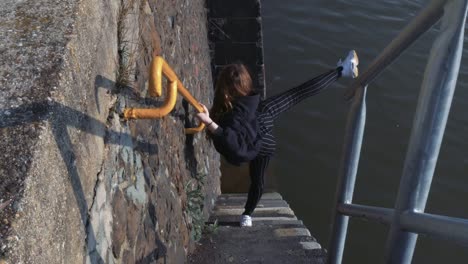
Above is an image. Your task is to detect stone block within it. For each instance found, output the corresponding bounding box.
[111,190,127,258]
[122,250,134,264]
[126,202,140,248]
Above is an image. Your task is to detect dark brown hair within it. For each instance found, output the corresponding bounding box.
[210,64,253,122]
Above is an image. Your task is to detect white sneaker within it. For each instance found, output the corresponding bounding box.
[240,215,252,227]
[337,50,359,78]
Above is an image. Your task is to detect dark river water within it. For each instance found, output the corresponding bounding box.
[260,0,468,263]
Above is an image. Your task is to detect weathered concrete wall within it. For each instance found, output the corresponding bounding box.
[0,0,220,263]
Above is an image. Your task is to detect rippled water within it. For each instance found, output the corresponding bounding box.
[261,0,468,263]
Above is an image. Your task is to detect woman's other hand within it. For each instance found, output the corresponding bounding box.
[195,103,219,132]
[195,104,212,124]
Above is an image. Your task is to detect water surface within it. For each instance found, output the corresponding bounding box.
[261,0,468,263]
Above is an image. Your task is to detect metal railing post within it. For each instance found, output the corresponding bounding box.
[328,85,367,264]
[385,0,468,263]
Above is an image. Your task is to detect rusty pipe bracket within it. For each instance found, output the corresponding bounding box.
[123,56,206,134]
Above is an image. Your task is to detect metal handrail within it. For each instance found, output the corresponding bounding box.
[328,0,468,263]
[123,56,205,134]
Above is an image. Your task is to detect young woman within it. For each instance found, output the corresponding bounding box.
[196,50,359,227]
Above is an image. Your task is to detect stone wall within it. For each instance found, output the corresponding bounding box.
[0,0,220,263]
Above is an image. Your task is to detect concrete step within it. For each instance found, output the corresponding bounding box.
[215,199,290,208]
[190,224,326,264]
[190,193,327,264]
[213,206,296,217]
[207,215,304,227]
[217,192,283,200]
[209,211,298,224]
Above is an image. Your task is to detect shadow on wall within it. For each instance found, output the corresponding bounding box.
[94,75,169,111]
[0,75,171,263]
[95,74,204,179]
[96,74,202,182]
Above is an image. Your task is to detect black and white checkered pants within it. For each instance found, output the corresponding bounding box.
[243,67,342,216]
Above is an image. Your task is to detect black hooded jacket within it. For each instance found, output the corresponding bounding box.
[209,94,262,166]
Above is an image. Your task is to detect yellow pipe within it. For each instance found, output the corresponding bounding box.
[123,56,206,134]
[149,56,164,97]
[124,80,178,119]
[186,123,205,134]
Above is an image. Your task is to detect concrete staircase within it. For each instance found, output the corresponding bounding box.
[189,193,327,264]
